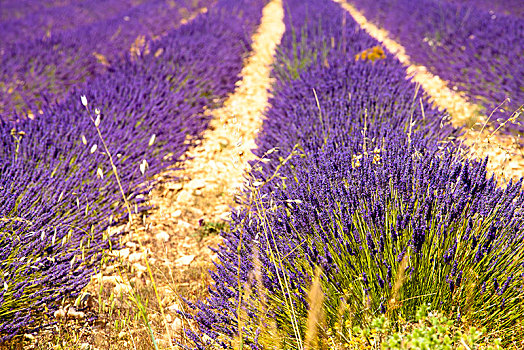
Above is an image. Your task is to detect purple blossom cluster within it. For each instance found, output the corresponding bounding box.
[348,0,524,139]
[186,0,524,348]
[0,0,267,342]
[0,0,214,117]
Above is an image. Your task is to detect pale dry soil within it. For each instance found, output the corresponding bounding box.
[18,1,285,349]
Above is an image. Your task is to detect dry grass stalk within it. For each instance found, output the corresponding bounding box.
[304,267,325,350]
[388,254,408,312]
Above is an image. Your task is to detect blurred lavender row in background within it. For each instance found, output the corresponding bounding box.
[447,0,524,18]
[0,0,214,118]
[1,0,79,21]
[1,0,149,46]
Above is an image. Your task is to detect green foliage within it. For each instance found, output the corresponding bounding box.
[324,304,502,349]
[198,220,228,239]
[273,17,329,81]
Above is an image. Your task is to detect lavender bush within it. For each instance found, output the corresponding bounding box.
[348,0,524,139]
[0,0,267,342]
[0,0,214,118]
[186,0,524,348]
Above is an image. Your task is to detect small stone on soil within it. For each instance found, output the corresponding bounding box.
[128,252,143,263]
[171,317,183,332]
[190,179,206,189]
[155,231,170,242]
[174,255,196,266]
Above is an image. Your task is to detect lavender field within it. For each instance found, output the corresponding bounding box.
[0,0,523,349]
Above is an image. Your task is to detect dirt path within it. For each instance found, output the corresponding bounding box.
[141,0,285,344]
[334,0,524,184]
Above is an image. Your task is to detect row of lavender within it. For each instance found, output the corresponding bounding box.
[1,0,149,46]
[347,0,524,138]
[447,0,524,18]
[0,0,267,342]
[0,0,213,118]
[187,0,524,348]
[0,0,83,21]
